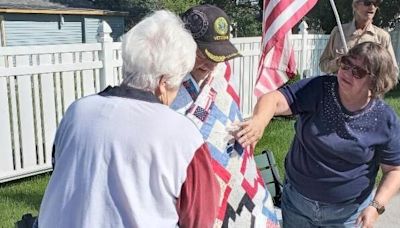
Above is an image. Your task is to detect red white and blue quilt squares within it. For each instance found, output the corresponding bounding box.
[171,62,279,227]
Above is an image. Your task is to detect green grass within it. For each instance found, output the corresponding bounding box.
[254,117,296,176]
[0,85,399,227]
[384,84,400,114]
[0,173,50,227]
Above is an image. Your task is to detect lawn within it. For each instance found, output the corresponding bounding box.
[1,85,399,227]
[0,173,50,227]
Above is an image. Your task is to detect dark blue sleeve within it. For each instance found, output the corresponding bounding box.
[379,110,400,166]
[278,76,326,115]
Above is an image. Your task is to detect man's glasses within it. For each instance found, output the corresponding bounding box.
[358,0,380,7]
[339,56,371,79]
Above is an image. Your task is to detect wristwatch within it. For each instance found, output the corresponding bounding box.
[369,200,385,215]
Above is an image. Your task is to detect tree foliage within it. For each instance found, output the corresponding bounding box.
[374,0,400,29]
[95,0,202,29]
[224,2,262,37]
[90,0,159,29]
[161,0,203,15]
[53,0,261,36]
[52,0,399,36]
[204,1,261,37]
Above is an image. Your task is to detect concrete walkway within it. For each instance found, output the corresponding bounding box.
[375,192,400,227]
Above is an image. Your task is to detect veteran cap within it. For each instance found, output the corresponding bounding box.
[182,4,241,63]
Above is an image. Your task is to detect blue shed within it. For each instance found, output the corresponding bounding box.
[0,0,127,46]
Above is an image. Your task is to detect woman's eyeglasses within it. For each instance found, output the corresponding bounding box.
[357,0,380,7]
[339,56,371,79]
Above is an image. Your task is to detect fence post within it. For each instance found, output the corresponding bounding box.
[97,21,114,90]
[299,21,309,78]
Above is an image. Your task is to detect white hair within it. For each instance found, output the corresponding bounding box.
[121,10,197,91]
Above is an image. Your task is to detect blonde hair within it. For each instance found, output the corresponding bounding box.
[348,42,398,98]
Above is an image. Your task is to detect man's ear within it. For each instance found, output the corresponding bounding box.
[155,75,168,104]
[158,75,167,90]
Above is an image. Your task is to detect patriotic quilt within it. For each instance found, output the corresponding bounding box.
[172,62,279,227]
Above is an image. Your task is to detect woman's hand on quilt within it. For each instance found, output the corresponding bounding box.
[234,117,265,148]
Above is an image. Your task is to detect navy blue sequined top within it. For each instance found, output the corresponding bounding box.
[279,76,400,203]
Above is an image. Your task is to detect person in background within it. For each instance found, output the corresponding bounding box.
[171,4,280,227]
[319,0,398,74]
[38,10,219,228]
[237,42,400,227]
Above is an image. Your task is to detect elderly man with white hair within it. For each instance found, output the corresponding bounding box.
[38,10,220,228]
[319,0,398,74]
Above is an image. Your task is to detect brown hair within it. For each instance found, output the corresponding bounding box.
[348,41,398,98]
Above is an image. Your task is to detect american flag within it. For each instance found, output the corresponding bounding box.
[254,0,317,97]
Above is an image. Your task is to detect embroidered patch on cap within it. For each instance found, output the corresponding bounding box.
[183,9,209,40]
[214,17,228,36]
[182,4,241,63]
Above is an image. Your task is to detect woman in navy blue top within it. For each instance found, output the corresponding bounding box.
[237,41,400,227]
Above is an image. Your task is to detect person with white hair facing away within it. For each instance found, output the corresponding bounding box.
[38,10,220,228]
[319,0,398,74]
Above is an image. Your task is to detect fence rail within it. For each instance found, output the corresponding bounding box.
[0,30,122,183]
[0,21,399,183]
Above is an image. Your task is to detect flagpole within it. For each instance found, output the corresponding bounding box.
[329,0,348,53]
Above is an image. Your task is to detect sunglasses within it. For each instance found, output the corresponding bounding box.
[339,56,371,79]
[357,0,380,7]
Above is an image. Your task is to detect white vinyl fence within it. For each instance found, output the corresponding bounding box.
[0,23,123,183]
[1,21,399,183]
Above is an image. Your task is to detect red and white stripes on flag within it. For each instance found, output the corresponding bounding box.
[254,0,317,97]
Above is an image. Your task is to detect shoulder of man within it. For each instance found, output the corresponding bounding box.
[330,25,339,34]
[372,24,391,39]
[329,23,350,38]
